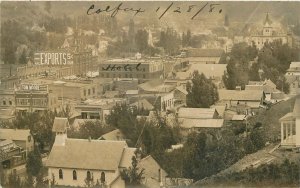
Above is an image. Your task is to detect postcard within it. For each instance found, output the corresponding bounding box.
[0,1,300,188]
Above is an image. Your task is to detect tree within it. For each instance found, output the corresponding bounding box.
[183,132,207,180]
[128,19,135,49]
[135,30,148,53]
[26,147,43,177]
[68,120,114,139]
[186,71,219,108]
[223,42,258,89]
[121,150,145,187]
[157,27,181,55]
[257,41,298,93]
[19,49,27,64]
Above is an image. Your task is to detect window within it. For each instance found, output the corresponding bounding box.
[84,90,86,96]
[28,136,31,142]
[9,101,12,105]
[73,170,77,180]
[3,101,6,105]
[143,74,146,79]
[101,172,105,184]
[88,89,91,95]
[92,88,95,94]
[59,169,63,179]
[87,171,91,180]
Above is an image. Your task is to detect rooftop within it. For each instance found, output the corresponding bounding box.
[186,48,224,57]
[130,99,154,110]
[138,79,176,93]
[178,108,218,119]
[176,64,227,80]
[180,118,224,129]
[46,139,134,170]
[104,58,162,64]
[218,89,263,101]
[99,129,125,141]
[0,129,31,141]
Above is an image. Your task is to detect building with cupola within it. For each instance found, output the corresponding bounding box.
[249,13,293,50]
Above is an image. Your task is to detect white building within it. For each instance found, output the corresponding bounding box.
[249,13,292,50]
[279,97,300,148]
[46,117,136,188]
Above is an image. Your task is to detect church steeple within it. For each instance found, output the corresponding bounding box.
[264,13,273,26]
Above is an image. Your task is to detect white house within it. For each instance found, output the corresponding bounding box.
[46,117,136,188]
[279,97,300,148]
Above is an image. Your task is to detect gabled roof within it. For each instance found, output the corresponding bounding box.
[138,79,175,93]
[279,97,300,121]
[210,105,226,117]
[293,97,300,117]
[130,99,154,111]
[99,129,125,141]
[245,85,264,91]
[180,118,224,128]
[52,117,68,132]
[176,64,227,80]
[0,129,31,141]
[174,86,188,95]
[178,108,218,119]
[186,48,224,57]
[119,147,136,168]
[138,155,168,180]
[218,89,263,101]
[279,112,294,121]
[46,139,130,170]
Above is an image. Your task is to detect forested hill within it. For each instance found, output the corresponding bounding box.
[1,1,300,32]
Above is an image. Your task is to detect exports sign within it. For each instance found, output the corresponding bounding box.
[34,52,73,65]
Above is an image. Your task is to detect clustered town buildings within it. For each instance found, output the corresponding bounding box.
[0,13,300,188]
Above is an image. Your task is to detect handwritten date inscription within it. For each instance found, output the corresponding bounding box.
[102,63,142,72]
[87,2,222,20]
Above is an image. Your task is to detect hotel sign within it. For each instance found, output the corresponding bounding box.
[34,52,73,65]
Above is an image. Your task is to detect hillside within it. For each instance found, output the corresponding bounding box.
[1,1,300,32]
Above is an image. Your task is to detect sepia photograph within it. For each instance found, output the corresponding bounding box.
[0,0,300,187]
